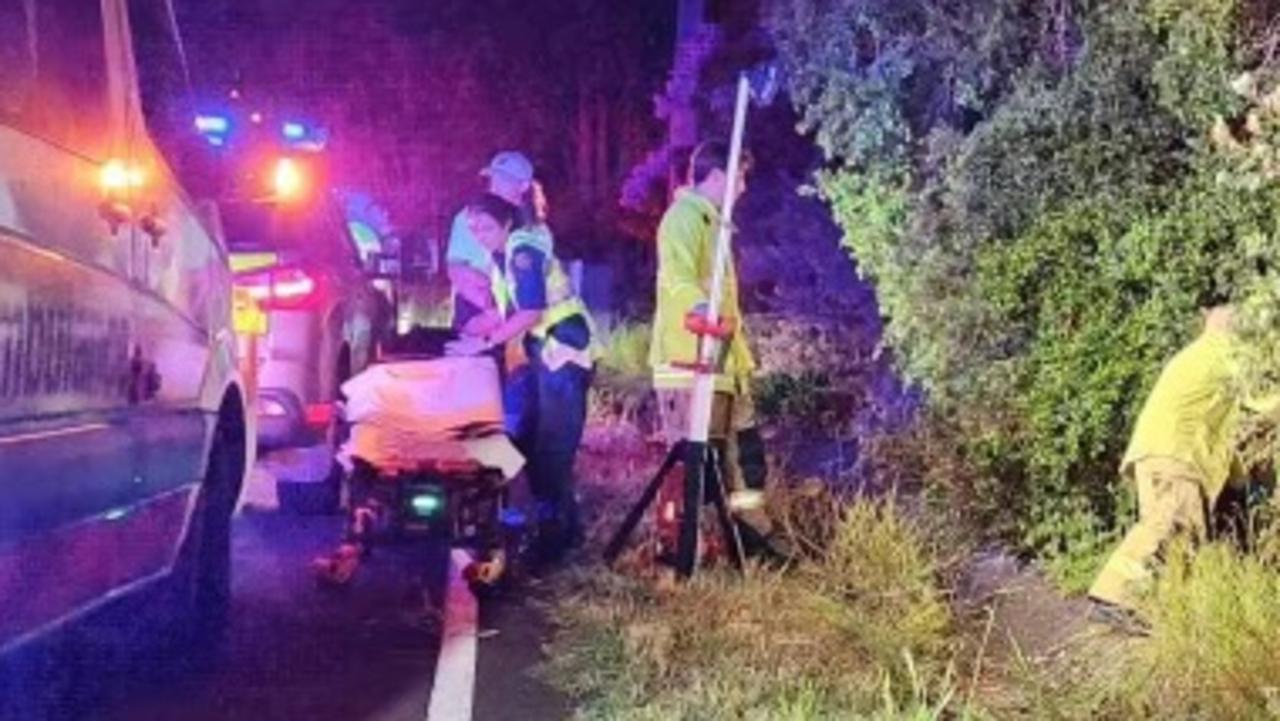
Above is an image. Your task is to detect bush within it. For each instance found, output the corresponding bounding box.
[774,0,1280,581]
[755,370,832,424]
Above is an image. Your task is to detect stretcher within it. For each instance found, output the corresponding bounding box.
[312,334,525,590]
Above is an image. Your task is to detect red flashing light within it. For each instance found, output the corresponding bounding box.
[272,157,306,200]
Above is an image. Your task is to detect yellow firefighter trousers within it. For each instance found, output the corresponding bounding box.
[1088,457,1208,609]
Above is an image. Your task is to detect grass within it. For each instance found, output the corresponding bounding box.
[596,322,651,380]
[588,322,654,427]
[1129,542,1280,719]
[547,478,1280,719]
[542,497,985,720]
[985,538,1280,720]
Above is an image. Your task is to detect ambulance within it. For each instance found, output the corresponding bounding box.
[0,0,249,677]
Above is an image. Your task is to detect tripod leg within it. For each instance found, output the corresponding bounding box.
[603,442,685,565]
[676,441,707,579]
[706,445,745,572]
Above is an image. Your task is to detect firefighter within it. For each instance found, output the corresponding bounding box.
[649,140,777,555]
[1090,293,1280,616]
[448,193,594,565]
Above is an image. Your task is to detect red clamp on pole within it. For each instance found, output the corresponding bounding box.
[684,312,734,340]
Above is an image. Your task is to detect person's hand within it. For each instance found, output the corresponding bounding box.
[462,311,502,338]
[445,336,490,357]
[685,303,734,339]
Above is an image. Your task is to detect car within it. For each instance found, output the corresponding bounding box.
[0,0,249,695]
[221,186,388,511]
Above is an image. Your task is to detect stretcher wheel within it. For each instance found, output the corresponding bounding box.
[311,543,362,587]
[463,550,508,597]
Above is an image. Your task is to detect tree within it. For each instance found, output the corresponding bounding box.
[174,0,673,253]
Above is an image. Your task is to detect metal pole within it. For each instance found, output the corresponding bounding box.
[686,73,751,444]
[673,74,750,578]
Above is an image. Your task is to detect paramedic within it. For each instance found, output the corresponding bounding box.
[448,193,594,565]
[447,151,537,336]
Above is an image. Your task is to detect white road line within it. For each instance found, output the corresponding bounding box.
[427,549,479,721]
[0,423,110,446]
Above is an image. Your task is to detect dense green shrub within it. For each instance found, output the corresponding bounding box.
[771,0,1280,579]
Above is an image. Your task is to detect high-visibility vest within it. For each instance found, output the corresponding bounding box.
[492,225,595,370]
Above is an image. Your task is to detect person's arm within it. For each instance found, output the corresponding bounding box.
[481,309,541,347]
[483,245,549,346]
[449,246,549,355]
[448,264,496,311]
[446,210,497,311]
[460,308,503,338]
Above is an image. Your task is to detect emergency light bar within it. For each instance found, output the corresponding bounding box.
[195,114,230,134]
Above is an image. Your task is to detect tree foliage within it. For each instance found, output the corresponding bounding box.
[771,0,1280,581]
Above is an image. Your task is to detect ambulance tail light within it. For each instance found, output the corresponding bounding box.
[272,157,307,201]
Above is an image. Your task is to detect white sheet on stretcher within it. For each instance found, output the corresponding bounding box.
[337,425,525,479]
[336,356,524,478]
[340,357,504,432]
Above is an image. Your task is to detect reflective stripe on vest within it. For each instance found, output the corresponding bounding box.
[652,363,743,394]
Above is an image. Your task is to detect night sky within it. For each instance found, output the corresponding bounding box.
[170,0,678,242]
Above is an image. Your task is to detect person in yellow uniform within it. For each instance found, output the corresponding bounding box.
[649,140,776,553]
[1090,295,1280,614]
[449,193,594,565]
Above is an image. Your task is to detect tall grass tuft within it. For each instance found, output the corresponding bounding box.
[992,540,1280,720]
[596,322,651,380]
[1129,543,1280,719]
[544,499,977,719]
[589,322,654,427]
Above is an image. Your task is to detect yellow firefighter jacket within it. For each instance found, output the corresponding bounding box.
[1123,328,1280,503]
[649,189,755,393]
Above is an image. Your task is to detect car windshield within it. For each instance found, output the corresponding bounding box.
[219,201,350,261]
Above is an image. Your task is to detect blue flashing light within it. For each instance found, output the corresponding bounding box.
[500,508,528,528]
[282,121,307,141]
[206,135,226,148]
[195,114,230,135]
